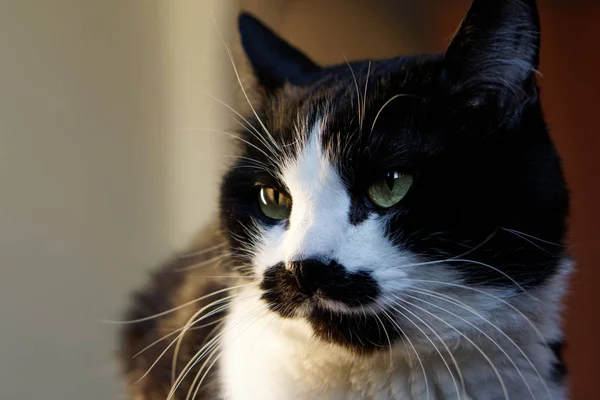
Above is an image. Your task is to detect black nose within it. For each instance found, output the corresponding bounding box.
[289,259,330,296]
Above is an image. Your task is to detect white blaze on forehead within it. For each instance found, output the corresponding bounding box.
[253,119,412,295]
[280,121,350,261]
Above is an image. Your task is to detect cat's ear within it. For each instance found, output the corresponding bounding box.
[444,0,540,104]
[238,12,320,92]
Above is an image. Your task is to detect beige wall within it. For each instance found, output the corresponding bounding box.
[0,1,235,398]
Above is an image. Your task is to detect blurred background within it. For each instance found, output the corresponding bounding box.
[1,0,598,399]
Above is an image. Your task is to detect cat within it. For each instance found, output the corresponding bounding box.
[121,0,571,399]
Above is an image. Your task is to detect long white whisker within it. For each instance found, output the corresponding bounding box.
[227,113,280,156]
[170,304,269,399]
[378,308,431,400]
[344,55,362,131]
[386,295,465,399]
[403,279,547,345]
[404,290,537,400]
[407,287,552,400]
[187,128,274,161]
[501,227,566,248]
[370,93,424,134]
[133,293,249,385]
[439,258,539,301]
[190,306,277,400]
[395,296,509,400]
[173,253,231,272]
[361,61,372,131]
[199,90,277,156]
[210,13,278,154]
[103,282,256,324]
[369,306,394,366]
[170,294,242,385]
[133,296,234,359]
[176,242,227,259]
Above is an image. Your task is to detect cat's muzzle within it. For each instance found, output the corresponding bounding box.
[259,259,380,317]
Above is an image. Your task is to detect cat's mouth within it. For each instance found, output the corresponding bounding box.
[259,261,402,352]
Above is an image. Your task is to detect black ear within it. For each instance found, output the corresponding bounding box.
[444,0,540,104]
[238,12,320,91]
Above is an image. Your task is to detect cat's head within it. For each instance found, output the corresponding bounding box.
[219,0,569,353]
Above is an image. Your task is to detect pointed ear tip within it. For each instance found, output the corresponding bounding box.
[238,12,260,33]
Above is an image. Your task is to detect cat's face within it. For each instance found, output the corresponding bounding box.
[220,0,569,353]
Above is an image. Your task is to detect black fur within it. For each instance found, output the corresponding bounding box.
[548,341,568,383]
[219,0,569,353]
[239,12,320,91]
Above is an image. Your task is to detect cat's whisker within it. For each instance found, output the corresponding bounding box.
[187,127,275,161]
[501,227,567,248]
[361,61,372,131]
[170,298,268,396]
[190,316,228,332]
[385,295,465,400]
[379,230,500,274]
[406,287,552,400]
[176,242,227,259]
[394,296,509,400]
[173,253,232,272]
[188,346,222,400]
[170,294,242,385]
[402,290,539,400]
[368,304,394,366]
[133,295,238,361]
[210,13,279,157]
[227,113,280,158]
[403,278,547,346]
[198,90,278,157]
[133,295,239,385]
[105,282,257,324]
[370,94,413,134]
[441,258,539,300]
[169,304,269,400]
[344,54,363,131]
[132,298,232,360]
[501,228,567,255]
[173,317,228,386]
[378,308,431,400]
[222,155,270,169]
[190,306,278,400]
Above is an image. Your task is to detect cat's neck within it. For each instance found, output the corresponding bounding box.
[219,275,568,400]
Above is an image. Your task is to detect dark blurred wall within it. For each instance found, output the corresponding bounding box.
[241,0,428,63]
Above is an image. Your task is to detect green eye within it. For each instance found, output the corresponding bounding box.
[258,187,292,220]
[367,171,413,208]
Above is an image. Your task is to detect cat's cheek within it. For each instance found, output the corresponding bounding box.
[252,223,287,276]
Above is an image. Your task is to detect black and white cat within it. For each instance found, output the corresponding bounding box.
[122,0,571,399]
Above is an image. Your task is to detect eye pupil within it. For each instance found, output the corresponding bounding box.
[258,187,292,220]
[385,172,397,191]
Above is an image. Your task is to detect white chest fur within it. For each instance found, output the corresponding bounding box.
[218,288,566,400]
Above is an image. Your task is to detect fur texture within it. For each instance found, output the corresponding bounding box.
[122,1,571,399]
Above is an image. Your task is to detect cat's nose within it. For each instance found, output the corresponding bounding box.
[288,259,330,296]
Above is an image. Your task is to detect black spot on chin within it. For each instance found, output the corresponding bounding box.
[308,306,404,354]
